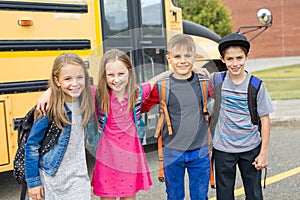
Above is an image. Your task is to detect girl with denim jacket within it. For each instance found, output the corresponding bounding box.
[24,53,95,200]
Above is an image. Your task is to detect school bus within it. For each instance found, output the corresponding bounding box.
[0,0,221,172]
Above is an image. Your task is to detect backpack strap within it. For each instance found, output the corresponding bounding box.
[90,86,105,153]
[39,121,62,156]
[248,75,262,132]
[20,183,27,200]
[133,86,142,130]
[154,79,172,182]
[213,71,226,86]
[154,78,172,138]
[133,86,145,142]
[210,71,226,137]
[207,125,215,188]
[197,74,210,122]
[197,74,215,188]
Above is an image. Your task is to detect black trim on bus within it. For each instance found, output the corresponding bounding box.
[0,80,48,95]
[183,20,221,43]
[0,1,87,13]
[0,40,91,52]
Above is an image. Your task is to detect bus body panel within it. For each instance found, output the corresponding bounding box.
[0,0,99,172]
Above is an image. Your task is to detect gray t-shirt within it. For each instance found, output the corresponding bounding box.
[213,73,274,153]
[38,101,91,200]
[162,72,208,151]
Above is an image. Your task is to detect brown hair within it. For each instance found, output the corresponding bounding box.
[167,34,196,54]
[47,53,94,129]
[220,46,248,58]
[97,49,138,114]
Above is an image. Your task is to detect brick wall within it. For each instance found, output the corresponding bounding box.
[221,0,300,58]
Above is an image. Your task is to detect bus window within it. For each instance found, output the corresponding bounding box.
[103,0,129,37]
[141,0,164,36]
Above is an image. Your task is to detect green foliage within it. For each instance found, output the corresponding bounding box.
[177,0,233,37]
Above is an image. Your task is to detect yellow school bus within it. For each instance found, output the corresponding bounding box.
[0,0,221,172]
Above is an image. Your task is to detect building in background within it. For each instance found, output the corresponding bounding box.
[221,0,300,58]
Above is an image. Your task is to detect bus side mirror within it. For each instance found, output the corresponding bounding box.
[257,8,272,25]
[237,8,272,41]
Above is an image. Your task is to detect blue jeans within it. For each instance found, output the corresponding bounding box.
[163,146,210,200]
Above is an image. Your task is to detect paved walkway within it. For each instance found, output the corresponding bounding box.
[270,99,300,127]
[245,56,300,127]
[245,56,300,72]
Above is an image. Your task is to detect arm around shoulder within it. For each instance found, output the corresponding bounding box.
[147,69,172,89]
[36,88,52,115]
[141,84,160,113]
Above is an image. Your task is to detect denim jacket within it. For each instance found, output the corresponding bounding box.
[25,103,99,188]
[24,104,73,188]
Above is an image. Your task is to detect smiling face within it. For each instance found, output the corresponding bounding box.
[166,34,196,80]
[221,46,248,77]
[54,64,85,103]
[105,60,129,95]
[166,49,196,79]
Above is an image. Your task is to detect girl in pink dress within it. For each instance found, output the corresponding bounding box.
[91,49,169,200]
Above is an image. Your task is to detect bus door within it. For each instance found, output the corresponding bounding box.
[99,0,168,143]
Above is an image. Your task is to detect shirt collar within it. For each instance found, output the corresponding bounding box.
[110,90,128,101]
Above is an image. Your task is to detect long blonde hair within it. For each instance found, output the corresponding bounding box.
[97,49,138,114]
[47,53,94,129]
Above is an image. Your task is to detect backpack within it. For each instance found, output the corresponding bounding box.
[210,71,262,135]
[90,86,145,152]
[13,106,62,200]
[154,74,215,188]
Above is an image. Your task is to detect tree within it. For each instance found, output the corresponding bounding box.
[176,0,233,37]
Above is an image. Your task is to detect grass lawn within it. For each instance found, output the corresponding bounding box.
[252,64,300,100]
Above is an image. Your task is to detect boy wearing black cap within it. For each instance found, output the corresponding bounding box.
[210,33,274,200]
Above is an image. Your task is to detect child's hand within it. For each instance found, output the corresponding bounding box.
[252,153,268,170]
[36,88,51,115]
[192,66,210,77]
[148,69,173,89]
[28,185,44,200]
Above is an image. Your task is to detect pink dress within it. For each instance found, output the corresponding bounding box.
[91,84,152,197]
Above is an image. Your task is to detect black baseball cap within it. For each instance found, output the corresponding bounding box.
[218,33,250,55]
